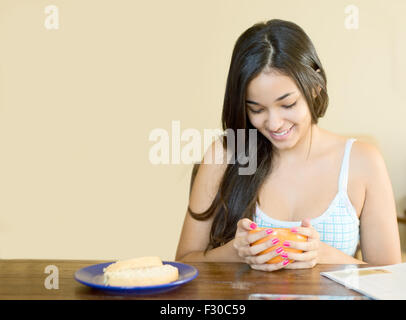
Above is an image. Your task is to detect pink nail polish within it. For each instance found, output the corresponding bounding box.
[283,259,290,266]
[283,241,290,247]
[275,247,283,254]
[250,223,257,230]
[290,227,298,233]
[281,252,289,258]
[266,228,273,234]
[272,238,280,245]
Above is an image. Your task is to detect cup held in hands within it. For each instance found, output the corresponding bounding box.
[249,227,308,264]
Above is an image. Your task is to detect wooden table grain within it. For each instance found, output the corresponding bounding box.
[0,259,370,300]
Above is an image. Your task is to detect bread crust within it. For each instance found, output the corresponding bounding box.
[103,256,162,273]
[105,265,179,286]
[103,256,179,286]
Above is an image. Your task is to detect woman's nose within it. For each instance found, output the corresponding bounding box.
[266,111,284,132]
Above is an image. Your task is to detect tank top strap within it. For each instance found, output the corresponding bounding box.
[338,138,357,193]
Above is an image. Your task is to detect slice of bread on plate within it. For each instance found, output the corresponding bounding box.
[103,256,179,286]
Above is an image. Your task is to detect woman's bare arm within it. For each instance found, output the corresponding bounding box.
[175,139,242,262]
[356,142,402,265]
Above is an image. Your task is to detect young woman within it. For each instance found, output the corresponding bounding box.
[175,19,402,270]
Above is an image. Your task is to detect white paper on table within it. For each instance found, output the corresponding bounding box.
[321,262,406,300]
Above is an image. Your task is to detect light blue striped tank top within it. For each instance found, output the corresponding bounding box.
[254,138,360,256]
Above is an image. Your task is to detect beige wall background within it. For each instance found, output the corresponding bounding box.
[0,0,405,260]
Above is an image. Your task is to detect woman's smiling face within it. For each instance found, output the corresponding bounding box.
[245,70,313,150]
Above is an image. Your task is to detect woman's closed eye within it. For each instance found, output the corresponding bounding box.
[248,101,297,114]
[282,101,297,109]
[248,108,264,114]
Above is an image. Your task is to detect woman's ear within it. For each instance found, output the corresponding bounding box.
[312,69,322,98]
[312,86,322,98]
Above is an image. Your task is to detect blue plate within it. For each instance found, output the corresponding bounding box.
[74,261,198,295]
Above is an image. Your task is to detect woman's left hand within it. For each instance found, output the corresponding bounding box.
[282,218,320,269]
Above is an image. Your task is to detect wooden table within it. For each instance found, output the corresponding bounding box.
[0,259,372,300]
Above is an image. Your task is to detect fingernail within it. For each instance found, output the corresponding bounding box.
[275,247,283,254]
[281,252,289,258]
[283,241,290,247]
[266,228,273,234]
[283,259,290,266]
[272,238,280,245]
[250,223,257,230]
[290,227,298,233]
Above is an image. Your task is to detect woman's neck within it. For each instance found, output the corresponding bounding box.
[273,124,321,167]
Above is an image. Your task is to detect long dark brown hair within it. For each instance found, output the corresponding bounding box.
[189,19,329,254]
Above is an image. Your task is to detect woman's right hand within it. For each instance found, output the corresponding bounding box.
[232,218,290,271]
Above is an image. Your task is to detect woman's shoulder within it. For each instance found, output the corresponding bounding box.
[320,129,381,158]
[326,132,387,183]
[319,129,384,177]
[189,138,228,207]
[201,136,229,166]
[350,138,387,182]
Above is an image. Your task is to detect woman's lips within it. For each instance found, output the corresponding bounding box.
[268,125,294,140]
